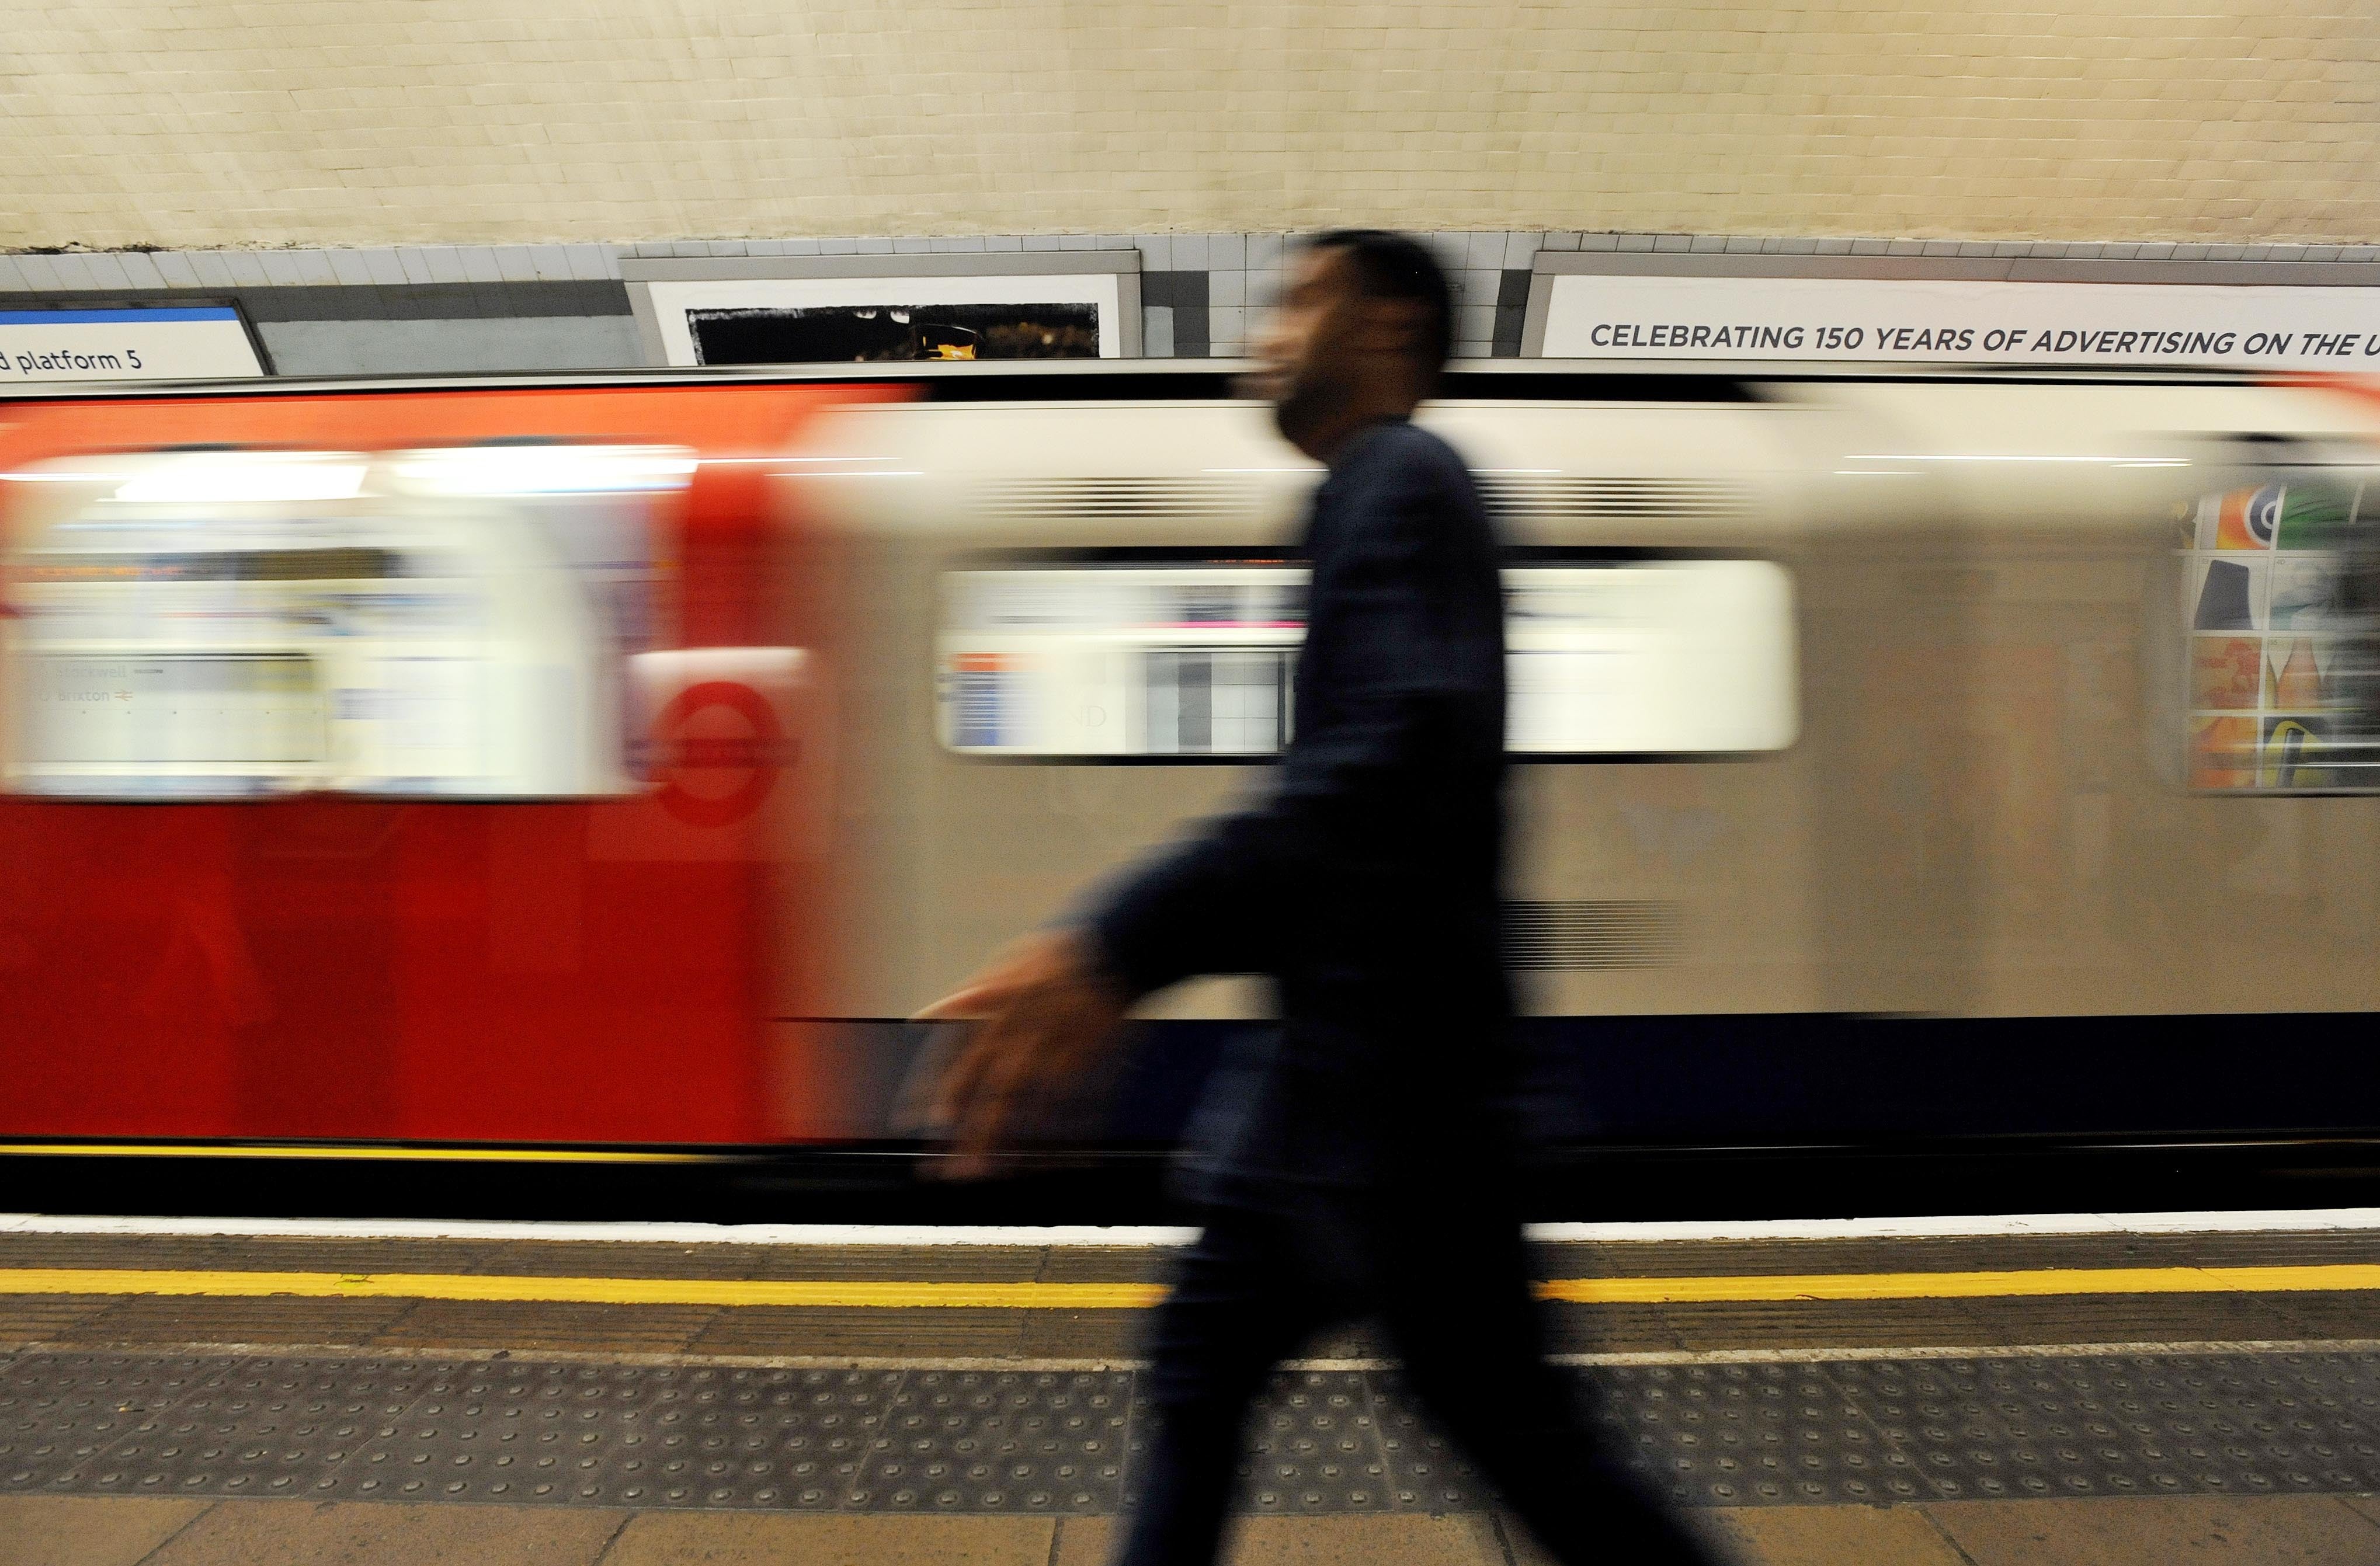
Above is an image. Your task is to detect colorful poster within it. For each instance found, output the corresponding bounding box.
[2191,638,2261,709]
[2261,715,2332,789]
[2214,485,2282,550]
[2265,638,2323,708]
[2176,478,2371,792]
[2191,715,2256,789]
[2191,556,2263,631]
[2278,485,2355,551]
[2268,558,2334,629]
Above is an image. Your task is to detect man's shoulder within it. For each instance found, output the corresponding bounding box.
[1339,419,1478,501]
[1354,417,1465,470]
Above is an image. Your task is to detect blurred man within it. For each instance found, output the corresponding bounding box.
[918,230,1717,1565]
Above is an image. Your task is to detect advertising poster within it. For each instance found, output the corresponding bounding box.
[1540,273,2380,370]
[2177,480,2372,792]
[644,274,1127,364]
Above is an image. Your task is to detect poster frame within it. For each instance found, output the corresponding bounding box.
[621,252,1142,367]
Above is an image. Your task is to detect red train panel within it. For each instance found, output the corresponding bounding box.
[0,384,895,1147]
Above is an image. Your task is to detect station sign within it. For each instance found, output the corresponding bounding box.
[1536,272,2380,371]
[0,305,265,383]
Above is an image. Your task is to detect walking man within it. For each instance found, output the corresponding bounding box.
[918,230,1718,1565]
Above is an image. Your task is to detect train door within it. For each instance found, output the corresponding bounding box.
[0,385,858,1148]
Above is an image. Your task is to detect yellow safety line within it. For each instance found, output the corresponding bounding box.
[0,1144,719,1165]
[0,1269,1167,1311]
[0,1264,2375,1310]
[1533,1264,2380,1304]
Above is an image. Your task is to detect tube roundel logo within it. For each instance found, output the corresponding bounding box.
[651,679,788,828]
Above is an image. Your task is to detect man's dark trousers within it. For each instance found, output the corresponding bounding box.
[1114,1136,1719,1565]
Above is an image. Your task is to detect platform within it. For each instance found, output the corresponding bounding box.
[3,1210,2378,1564]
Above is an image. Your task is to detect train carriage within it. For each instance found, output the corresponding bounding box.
[3,364,2378,1182]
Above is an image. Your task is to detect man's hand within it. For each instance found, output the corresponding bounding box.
[911,928,1131,1179]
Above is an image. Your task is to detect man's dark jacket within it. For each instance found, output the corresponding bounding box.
[1083,416,1512,1198]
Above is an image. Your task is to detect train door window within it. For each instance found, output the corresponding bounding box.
[1504,559,1797,756]
[939,566,1304,757]
[936,554,1797,758]
[2,444,686,798]
[2171,476,2380,792]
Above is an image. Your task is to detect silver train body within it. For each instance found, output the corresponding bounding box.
[784,364,2380,1150]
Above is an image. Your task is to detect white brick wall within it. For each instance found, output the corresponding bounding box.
[5,2,2376,249]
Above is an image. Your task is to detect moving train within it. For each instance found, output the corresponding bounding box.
[4,363,2378,1179]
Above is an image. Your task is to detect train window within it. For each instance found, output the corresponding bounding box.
[2,445,684,799]
[1504,561,1797,754]
[939,566,1304,757]
[2176,478,2380,792]
[936,556,1797,758]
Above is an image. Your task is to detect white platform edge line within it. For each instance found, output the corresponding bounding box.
[2,1209,2378,1247]
[1524,1207,2380,1241]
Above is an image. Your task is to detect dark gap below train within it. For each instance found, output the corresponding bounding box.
[6,1134,2379,1227]
[10,1011,2378,1226]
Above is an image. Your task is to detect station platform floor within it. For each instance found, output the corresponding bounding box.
[2,1207,2378,1565]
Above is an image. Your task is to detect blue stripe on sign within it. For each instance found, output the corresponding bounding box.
[0,308,239,325]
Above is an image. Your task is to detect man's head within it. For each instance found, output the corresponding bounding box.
[1249,229,1453,460]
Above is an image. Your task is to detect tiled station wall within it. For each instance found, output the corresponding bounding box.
[10,3,2374,250]
[13,231,2380,376]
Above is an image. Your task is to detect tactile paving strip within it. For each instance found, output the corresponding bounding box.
[865,1369,1130,1512]
[1607,1353,2380,1508]
[1236,1370,1398,1514]
[3,1348,2376,1511]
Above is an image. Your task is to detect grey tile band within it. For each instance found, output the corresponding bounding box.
[1141,272,1210,356]
[8,232,2380,370]
[4,1348,2374,1513]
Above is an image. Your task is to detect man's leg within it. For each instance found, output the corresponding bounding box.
[1373,1197,1721,1565]
[1114,1199,1329,1566]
